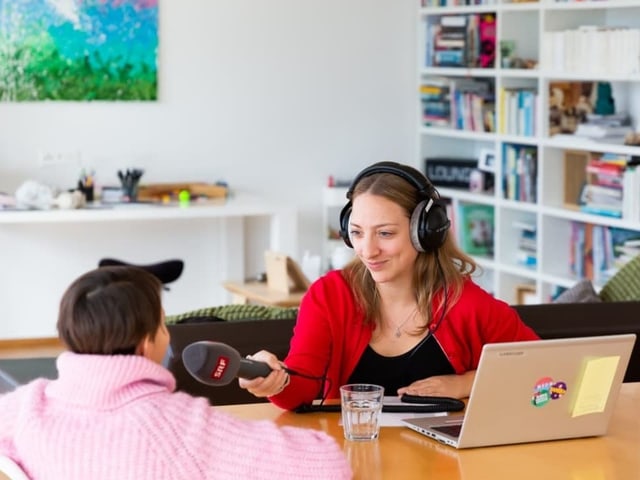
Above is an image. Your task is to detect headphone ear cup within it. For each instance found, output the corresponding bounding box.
[410,199,450,252]
[423,201,450,250]
[410,200,428,253]
[338,202,353,248]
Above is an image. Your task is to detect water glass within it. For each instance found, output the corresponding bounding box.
[340,384,384,441]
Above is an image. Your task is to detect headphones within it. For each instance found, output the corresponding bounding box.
[338,161,450,252]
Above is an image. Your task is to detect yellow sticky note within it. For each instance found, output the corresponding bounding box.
[572,356,620,417]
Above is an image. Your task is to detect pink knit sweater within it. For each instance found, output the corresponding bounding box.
[0,353,352,480]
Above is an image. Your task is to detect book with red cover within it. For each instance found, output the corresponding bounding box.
[478,13,496,68]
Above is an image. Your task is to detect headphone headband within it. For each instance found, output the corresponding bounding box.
[339,161,449,252]
[346,161,434,200]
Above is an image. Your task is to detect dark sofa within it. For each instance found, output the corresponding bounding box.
[167,301,640,406]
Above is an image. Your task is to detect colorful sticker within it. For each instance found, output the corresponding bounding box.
[531,377,567,407]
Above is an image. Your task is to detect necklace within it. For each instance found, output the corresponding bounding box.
[390,308,417,338]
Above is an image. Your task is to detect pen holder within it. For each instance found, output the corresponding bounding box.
[121,181,140,202]
[77,181,94,202]
[118,168,144,203]
[81,185,94,202]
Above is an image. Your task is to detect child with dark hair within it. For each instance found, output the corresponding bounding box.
[0,266,351,480]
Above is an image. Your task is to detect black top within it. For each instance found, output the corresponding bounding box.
[347,335,455,395]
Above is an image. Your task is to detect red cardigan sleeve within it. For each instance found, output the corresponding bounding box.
[268,271,371,411]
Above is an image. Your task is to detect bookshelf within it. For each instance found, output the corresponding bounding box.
[322,186,351,272]
[417,0,640,304]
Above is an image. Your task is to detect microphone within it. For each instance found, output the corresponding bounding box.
[182,341,281,386]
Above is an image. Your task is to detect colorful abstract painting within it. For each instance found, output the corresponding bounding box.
[0,0,158,101]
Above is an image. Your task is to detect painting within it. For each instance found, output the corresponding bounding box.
[0,0,158,101]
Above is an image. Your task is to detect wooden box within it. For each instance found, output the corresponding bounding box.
[563,150,589,209]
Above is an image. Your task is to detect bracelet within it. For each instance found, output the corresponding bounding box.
[277,372,290,393]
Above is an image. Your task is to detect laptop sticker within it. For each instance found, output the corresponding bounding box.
[531,377,567,407]
[572,356,620,417]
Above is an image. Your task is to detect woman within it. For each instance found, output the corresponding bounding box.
[0,266,351,480]
[240,161,539,411]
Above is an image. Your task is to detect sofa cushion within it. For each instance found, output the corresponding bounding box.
[553,279,602,304]
[166,304,298,324]
[599,254,640,302]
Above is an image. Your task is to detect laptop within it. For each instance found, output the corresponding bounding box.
[402,334,636,449]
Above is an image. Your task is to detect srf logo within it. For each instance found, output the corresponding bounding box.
[211,356,230,380]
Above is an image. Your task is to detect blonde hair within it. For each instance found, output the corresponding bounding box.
[342,171,477,330]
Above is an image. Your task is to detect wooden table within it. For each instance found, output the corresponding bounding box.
[220,383,640,480]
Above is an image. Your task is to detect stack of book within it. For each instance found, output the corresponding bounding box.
[421,77,495,132]
[574,113,633,144]
[426,13,496,69]
[513,221,537,268]
[430,15,469,67]
[421,78,452,127]
[579,153,627,218]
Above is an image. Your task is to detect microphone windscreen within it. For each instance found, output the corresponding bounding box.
[182,341,241,386]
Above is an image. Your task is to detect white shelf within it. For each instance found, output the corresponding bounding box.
[417,0,640,304]
[322,187,349,272]
[0,193,291,224]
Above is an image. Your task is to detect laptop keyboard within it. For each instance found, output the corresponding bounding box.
[431,424,462,438]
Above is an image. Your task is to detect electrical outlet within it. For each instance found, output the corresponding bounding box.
[38,150,82,167]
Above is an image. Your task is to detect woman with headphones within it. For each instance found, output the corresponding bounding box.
[240,161,539,411]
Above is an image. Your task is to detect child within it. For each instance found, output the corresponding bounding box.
[0,266,351,480]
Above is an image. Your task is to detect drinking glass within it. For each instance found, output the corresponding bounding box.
[340,384,384,441]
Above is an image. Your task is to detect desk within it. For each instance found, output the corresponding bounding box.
[219,383,640,480]
[222,280,306,307]
[0,194,296,339]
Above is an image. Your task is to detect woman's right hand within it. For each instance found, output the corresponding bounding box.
[238,350,290,398]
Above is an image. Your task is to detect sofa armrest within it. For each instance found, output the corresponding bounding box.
[514,301,640,383]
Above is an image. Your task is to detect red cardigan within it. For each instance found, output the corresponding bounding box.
[269,270,539,411]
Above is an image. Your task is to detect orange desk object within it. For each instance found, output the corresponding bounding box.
[219,383,640,480]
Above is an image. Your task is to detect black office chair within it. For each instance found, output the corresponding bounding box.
[98,258,184,290]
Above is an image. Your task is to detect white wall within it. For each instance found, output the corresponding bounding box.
[0,0,416,337]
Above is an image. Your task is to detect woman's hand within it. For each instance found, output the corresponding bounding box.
[397,371,476,399]
[238,350,290,398]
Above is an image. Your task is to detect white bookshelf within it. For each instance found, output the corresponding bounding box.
[417,0,640,304]
[322,186,350,272]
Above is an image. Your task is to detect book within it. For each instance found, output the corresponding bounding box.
[502,144,537,202]
[575,124,633,139]
[516,250,537,267]
[457,204,494,256]
[477,13,496,68]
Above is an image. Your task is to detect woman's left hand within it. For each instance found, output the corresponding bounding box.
[397,371,476,399]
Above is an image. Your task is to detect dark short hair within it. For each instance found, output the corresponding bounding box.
[57,266,163,355]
